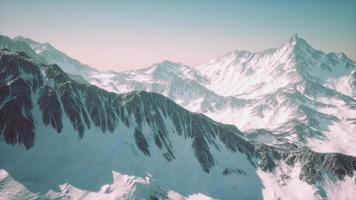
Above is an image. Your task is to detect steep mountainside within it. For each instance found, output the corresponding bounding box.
[1,50,355,199]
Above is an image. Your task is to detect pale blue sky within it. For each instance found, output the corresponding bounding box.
[0,0,355,70]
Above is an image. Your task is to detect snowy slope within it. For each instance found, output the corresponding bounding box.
[88,60,242,113]
[197,35,355,98]
[1,50,355,200]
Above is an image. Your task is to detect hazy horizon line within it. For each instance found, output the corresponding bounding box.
[2,33,355,72]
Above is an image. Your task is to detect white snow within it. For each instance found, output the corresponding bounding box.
[257,163,321,200]
[257,161,356,200]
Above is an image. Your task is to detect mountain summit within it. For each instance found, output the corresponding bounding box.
[288,34,306,46]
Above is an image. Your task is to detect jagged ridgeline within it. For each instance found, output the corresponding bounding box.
[0,49,356,191]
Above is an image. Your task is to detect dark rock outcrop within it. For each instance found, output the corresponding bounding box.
[256,143,356,184]
[0,51,43,148]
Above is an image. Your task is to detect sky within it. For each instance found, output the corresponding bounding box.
[0,0,355,71]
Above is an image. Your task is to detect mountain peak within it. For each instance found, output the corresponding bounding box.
[152,60,187,71]
[13,35,39,46]
[13,35,27,40]
[42,42,54,49]
[13,36,55,52]
[286,34,310,50]
[289,34,299,43]
[156,60,181,66]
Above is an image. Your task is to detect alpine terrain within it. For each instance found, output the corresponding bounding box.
[0,35,356,200]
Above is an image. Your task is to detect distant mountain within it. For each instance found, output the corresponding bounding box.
[198,35,355,98]
[85,35,356,157]
[1,49,356,200]
[88,60,240,112]
[0,35,45,62]
[0,35,97,76]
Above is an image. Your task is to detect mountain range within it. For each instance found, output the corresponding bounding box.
[0,34,355,199]
[4,34,353,156]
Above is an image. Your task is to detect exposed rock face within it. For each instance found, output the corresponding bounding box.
[256,143,356,184]
[37,85,62,133]
[0,51,43,148]
[134,128,150,156]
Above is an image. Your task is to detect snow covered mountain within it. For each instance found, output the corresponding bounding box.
[197,35,355,98]
[88,60,243,114]
[1,49,356,199]
[86,35,356,157]
[196,35,356,156]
